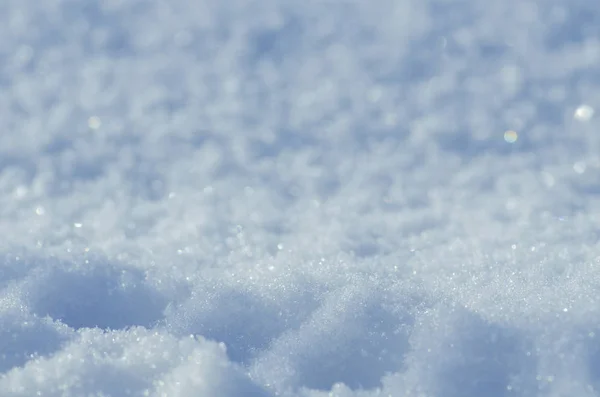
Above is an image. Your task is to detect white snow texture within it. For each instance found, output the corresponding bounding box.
[1,0,600,396]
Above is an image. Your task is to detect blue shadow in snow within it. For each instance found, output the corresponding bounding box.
[25,260,167,331]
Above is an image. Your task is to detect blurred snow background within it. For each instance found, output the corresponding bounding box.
[1,0,600,396]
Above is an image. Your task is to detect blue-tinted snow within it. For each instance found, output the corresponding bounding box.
[1,0,600,396]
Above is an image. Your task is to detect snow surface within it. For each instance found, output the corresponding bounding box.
[1,0,600,396]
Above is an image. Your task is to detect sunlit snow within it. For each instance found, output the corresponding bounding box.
[1,0,600,396]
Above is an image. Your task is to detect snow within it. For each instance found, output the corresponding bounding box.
[1,0,600,395]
